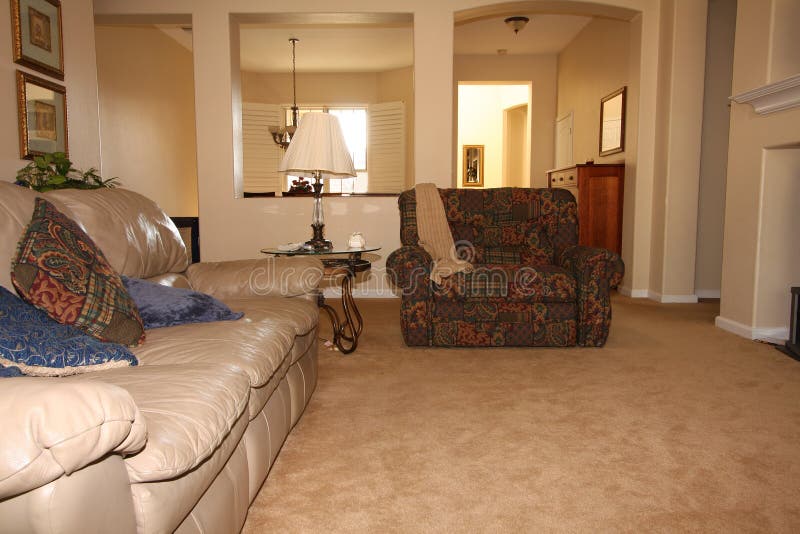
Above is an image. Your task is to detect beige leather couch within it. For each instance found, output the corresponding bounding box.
[0,183,323,533]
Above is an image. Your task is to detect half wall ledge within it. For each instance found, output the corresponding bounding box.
[730,74,800,115]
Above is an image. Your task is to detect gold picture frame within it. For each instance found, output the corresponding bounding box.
[462,145,484,187]
[16,70,68,159]
[11,0,64,80]
[599,86,626,157]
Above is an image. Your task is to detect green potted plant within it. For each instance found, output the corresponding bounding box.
[15,152,119,192]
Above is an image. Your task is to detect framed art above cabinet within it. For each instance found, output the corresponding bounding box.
[599,86,626,156]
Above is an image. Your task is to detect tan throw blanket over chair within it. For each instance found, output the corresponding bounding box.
[414,183,473,284]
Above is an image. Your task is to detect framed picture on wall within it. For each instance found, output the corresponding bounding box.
[462,145,484,187]
[11,0,64,80]
[599,86,626,156]
[16,70,68,158]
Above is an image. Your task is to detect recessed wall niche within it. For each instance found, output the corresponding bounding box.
[230,13,414,197]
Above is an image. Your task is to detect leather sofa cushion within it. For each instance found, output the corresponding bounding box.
[222,296,319,337]
[131,313,295,389]
[46,188,188,279]
[70,363,250,483]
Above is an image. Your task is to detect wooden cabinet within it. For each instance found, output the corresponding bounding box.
[547,163,624,254]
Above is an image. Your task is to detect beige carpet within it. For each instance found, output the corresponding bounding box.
[244,295,800,533]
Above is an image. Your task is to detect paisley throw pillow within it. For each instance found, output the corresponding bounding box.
[11,197,145,346]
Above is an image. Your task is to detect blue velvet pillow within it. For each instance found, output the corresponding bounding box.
[0,364,23,378]
[0,286,137,377]
[121,277,243,330]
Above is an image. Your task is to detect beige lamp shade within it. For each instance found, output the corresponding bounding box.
[278,112,356,178]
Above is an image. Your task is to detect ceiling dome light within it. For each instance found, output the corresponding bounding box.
[504,16,530,35]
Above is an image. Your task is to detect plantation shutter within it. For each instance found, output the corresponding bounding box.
[242,103,282,194]
[367,101,405,193]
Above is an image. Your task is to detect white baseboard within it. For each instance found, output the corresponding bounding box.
[696,289,721,299]
[618,286,649,298]
[715,315,788,343]
[647,290,699,303]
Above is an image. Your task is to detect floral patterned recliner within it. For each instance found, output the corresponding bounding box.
[386,187,624,347]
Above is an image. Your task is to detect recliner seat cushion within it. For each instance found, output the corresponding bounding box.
[436,264,577,303]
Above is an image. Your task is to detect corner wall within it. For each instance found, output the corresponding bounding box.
[694,0,736,299]
[95,25,199,217]
[718,0,800,340]
[556,18,630,166]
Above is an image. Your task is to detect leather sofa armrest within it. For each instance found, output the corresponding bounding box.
[559,245,625,347]
[0,378,146,499]
[386,246,433,295]
[186,257,323,299]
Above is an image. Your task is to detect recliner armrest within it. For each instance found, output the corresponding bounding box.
[186,257,323,299]
[559,245,624,289]
[0,378,146,499]
[386,246,433,294]
[559,245,625,347]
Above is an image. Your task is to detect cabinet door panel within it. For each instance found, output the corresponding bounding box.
[584,176,622,253]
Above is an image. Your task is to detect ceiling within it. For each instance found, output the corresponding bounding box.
[454,14,591,55]
[239,25,414,73]
[157,14,594,73]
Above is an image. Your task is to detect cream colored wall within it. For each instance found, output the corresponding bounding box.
[556,18,630,165]
[718,0,800,337]
[95,25,198,217]
[454,54,556,188]
[768,0,800,82]
[695,0,736,298]
[457,84,528,189]
[0,0,100,180]
[557,15,655,295]
[242,71,378,104]
[754,148,800,331]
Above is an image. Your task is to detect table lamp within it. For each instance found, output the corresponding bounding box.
[278,112,356,251]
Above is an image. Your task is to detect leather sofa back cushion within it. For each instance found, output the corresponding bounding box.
[0,182,37,293]
[47,188,188,279]
[12,198,145,346]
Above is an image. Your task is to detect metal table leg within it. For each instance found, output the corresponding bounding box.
[319,255,369,354]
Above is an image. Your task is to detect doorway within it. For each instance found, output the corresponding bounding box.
[503,104,529,187]
[457,83,531,188]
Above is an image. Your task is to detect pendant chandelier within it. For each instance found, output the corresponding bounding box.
[270,38,300,149]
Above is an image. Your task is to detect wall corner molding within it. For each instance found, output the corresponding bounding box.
[715,315,788,344]
[730,74,800,115]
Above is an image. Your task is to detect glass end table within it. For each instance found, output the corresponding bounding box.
[260,246,380,354]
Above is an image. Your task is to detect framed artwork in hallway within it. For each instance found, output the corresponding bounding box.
[462,145,484,187]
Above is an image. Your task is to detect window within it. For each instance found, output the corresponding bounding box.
[241,101,405,196]
[285,107,368,194]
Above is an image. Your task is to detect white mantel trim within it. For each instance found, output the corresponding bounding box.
[730,74,800,115]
